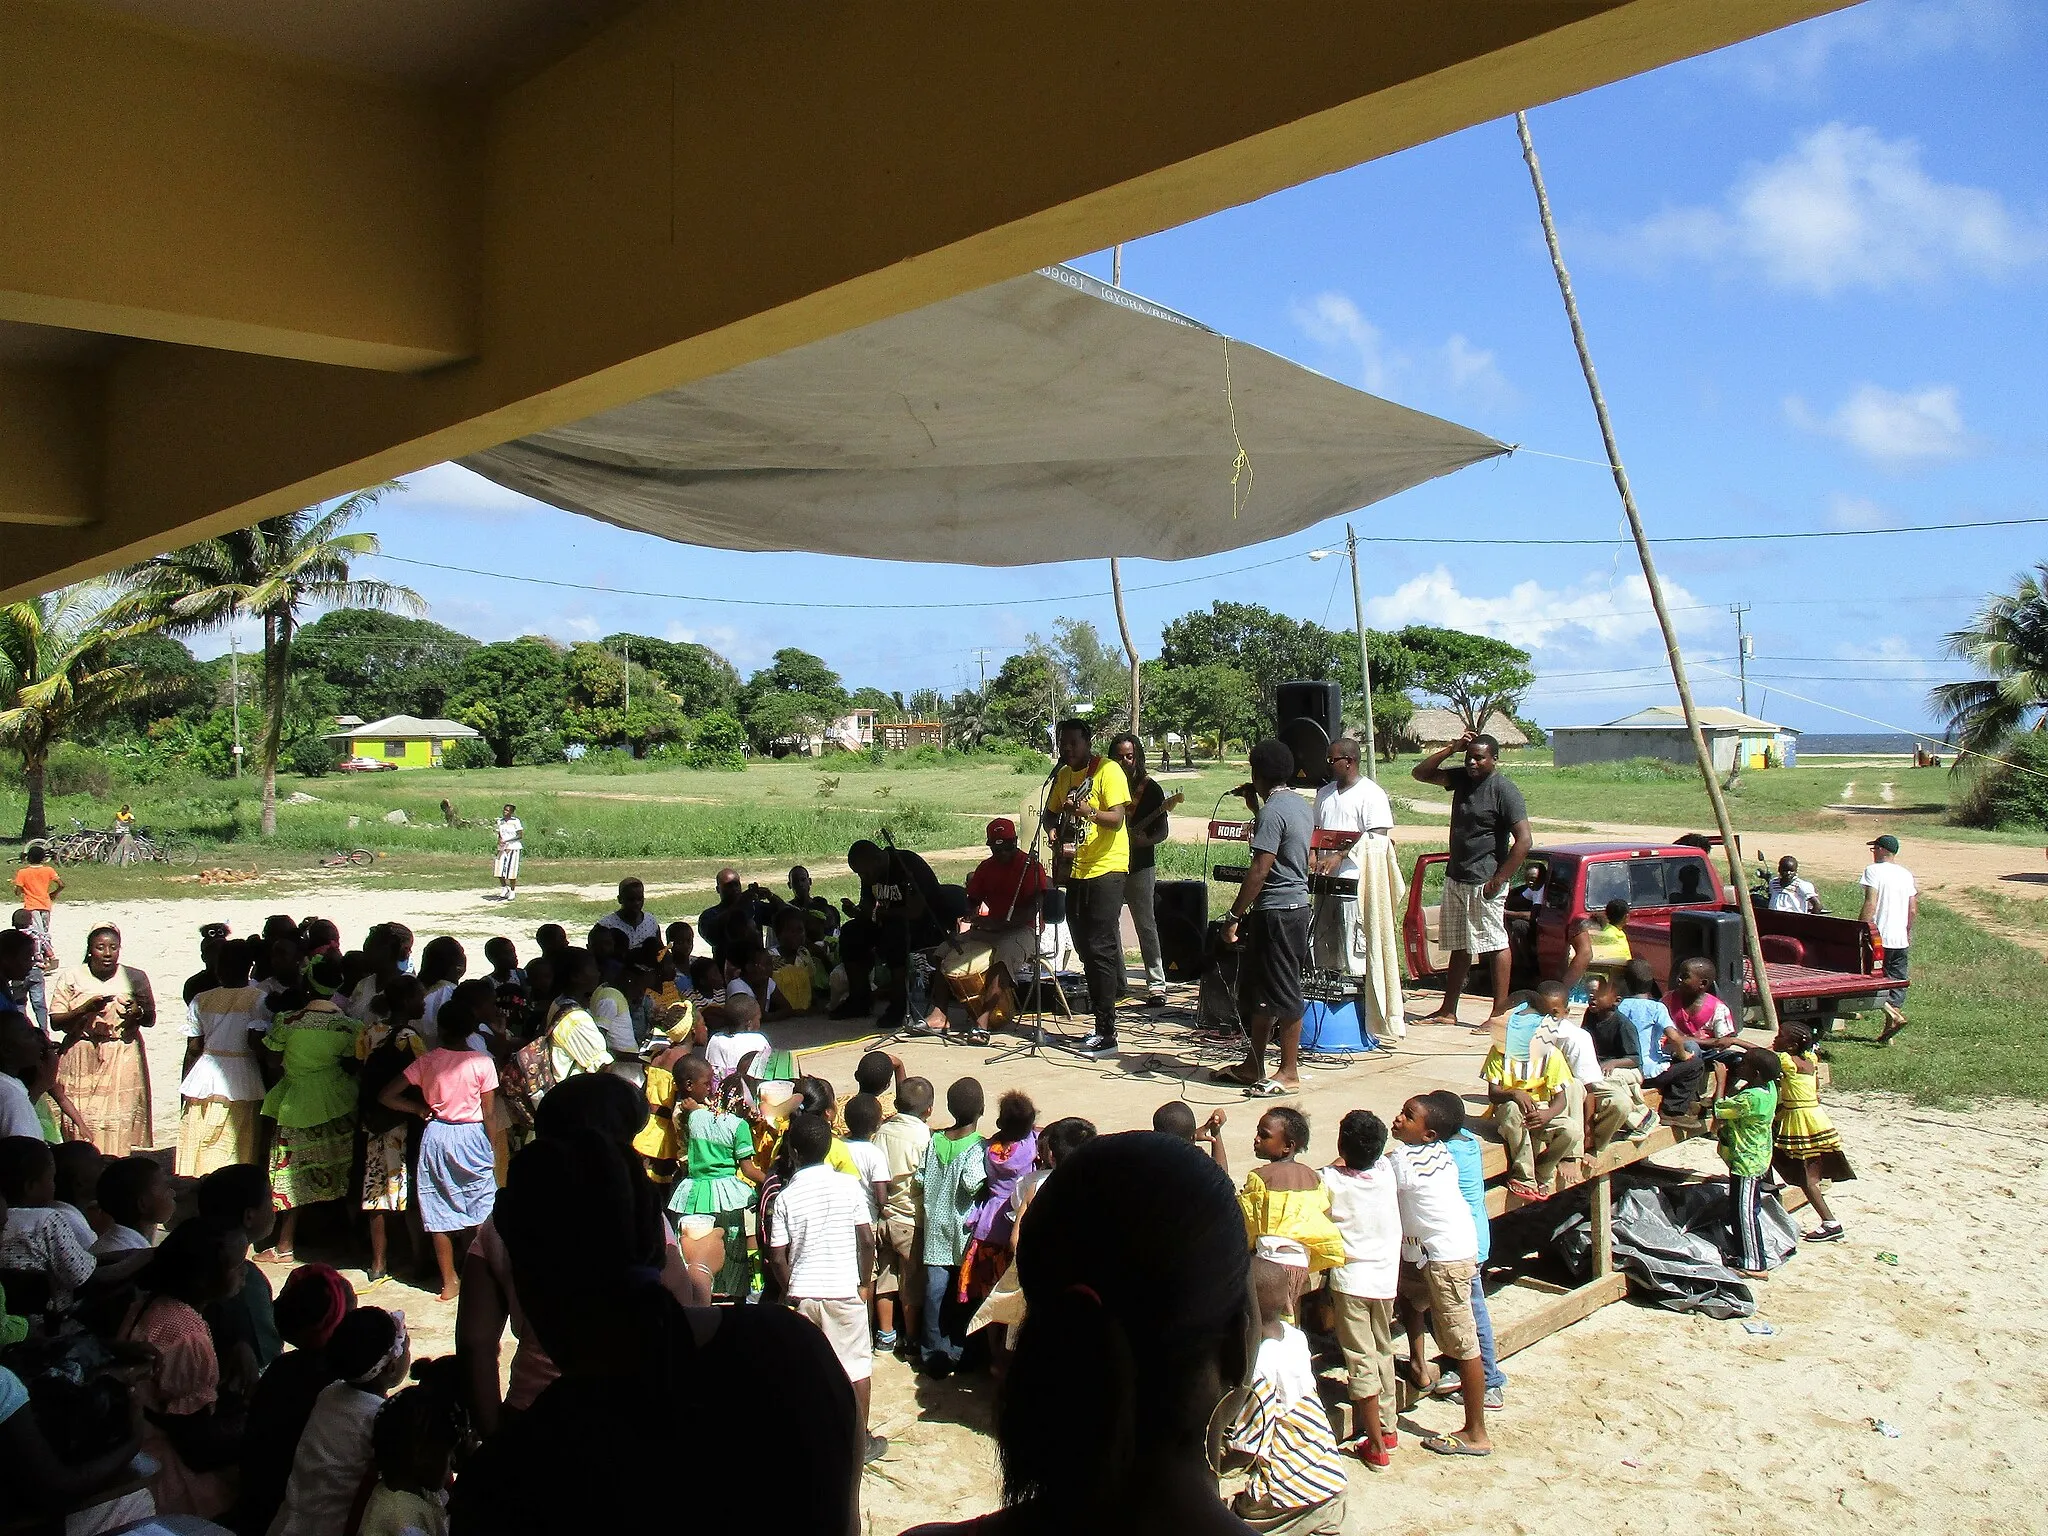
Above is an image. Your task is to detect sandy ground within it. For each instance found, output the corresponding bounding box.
[53,847,2048,1534]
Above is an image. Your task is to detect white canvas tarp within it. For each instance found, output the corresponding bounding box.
[461,265,1505,565]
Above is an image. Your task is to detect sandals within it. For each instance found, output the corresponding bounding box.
[1210,1064,1262,1087]
[1804,1223,1845,1243]
[1506,1179,1544,1202]
[1422,1433,1492,1457]
[1244,1079,1295,1098]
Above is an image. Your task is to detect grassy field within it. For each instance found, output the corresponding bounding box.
[1810,879,2047,1107]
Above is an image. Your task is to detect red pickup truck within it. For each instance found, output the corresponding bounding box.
[1401,840,1897,1027]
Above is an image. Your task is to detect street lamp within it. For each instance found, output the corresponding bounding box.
[1307,522,1378,782]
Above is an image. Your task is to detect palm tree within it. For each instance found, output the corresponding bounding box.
[0,585,160,840]
[1932,562,2048,760]
[115,485,423,835]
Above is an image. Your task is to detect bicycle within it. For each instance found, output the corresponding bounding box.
[125,830,201,866]
[316,848,377,868]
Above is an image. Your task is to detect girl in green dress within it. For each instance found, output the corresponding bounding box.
[665,1055,761,1303]
[258,949,361,1261]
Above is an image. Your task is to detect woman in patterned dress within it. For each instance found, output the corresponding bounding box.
[48,925,156,1156]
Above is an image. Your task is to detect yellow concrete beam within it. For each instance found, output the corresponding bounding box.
[0,2,475,373]
[0,365,99,528]
[1,0,1853,599]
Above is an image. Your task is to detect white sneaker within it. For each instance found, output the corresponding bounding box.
[1077,1032,1119,1057]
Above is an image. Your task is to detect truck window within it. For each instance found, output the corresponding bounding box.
[1663,855,1715,906]
[1544,857,1576,912]
[1585,860,1630,913]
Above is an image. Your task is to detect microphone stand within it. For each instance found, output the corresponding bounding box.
[988,761,1084,1064]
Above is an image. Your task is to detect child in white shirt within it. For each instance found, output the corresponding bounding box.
[1319,1109,1401,1467]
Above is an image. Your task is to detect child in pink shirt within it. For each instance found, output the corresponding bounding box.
[1663,957,1741,1101]
[380,980,505,1300]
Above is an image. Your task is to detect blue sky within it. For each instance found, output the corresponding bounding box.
[257,1,2048,736]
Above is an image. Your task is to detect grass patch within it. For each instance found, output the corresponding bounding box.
[1960,888,2048,936]
[1812,880,2048,1106]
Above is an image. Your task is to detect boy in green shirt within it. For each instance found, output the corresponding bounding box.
[1714,1048,1781,1279]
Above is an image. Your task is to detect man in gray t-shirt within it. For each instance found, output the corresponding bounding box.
[1412,730,1532,1028]
[1217,739,1316,1093]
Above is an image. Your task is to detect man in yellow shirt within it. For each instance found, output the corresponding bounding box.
[1044,718,1132,1057]
[1481,984,1580,1198]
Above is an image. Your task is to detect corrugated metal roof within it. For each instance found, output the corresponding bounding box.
[326,714,480,739]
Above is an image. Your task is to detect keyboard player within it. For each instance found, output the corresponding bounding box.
[1310,738,1396,1013]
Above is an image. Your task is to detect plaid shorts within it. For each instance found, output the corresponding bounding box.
[1439,879,1508,955]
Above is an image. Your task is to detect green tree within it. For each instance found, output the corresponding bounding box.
[1026,618,1127,713]
[0,585,161,839]
[687,708,750,769]
[449,637,569,766]
[907,687,946,719]
[942,688,994,751]
[559,643,687,755]
[1157,601,1346,726]
[291,610,476,722]
[849,686,906,719]
[984,650,1063,749]
[1332,630,1419,762]
[1932,563,2048,759]
[598,634,742,715]
[89,632,212,742]
[1143,659,1257,764]
[113,484,422,835]
[739,648,848,751]
[1397,625,1534,735]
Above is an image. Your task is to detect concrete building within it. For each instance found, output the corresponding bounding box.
[1550,706,1799,773]
[5,3,1842,599]
[326,714,481,770]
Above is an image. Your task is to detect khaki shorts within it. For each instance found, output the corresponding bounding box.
[875,1212,919,1290]
[796,1294,874,1382]
[1330,1291,1398,1402]
[1397,1258,1480,1361]
[940,928,1035,981]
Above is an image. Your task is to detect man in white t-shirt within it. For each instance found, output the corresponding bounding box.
[1311,737,1395,997]
[1766,855,1820,914]
[493,804,522,901]
[770,1113,883,1464]
[1859,834,1917,1042]
[595,878,663,960]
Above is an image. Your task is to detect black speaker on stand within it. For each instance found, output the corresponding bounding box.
[1274,679,1343,788]
[1154,879,1208,980]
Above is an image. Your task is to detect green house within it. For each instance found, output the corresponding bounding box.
[326,714,481,769]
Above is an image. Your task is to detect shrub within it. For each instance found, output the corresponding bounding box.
[1954,731,2048,830]
[28,742,123,799]
[286,735,338,778]
[510,727,565,766]
[686,709,748,771]
[439,738,496,771]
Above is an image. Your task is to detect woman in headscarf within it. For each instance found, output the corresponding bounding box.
[48,924,157,1155]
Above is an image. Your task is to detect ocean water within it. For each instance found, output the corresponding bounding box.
[1799,733,1937,755]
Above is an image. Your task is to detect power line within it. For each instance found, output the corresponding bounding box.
[1355,514,2048,547]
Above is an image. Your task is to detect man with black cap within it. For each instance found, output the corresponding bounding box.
[919,819,1049,1043]
[1859,834,1916,1043]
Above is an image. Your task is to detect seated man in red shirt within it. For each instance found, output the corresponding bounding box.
[914,819,1047,1044]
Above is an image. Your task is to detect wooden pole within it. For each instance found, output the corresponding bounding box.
[1514,111,1778,1035]
[1346,522,1377,781]
[1110,557,1141,736]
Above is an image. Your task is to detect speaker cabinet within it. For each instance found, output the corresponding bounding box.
[1668,907,1745,1021]
[1275,679,1343,788]
[1154,879,1208,980]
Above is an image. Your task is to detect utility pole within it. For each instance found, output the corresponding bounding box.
[1345,523,1378,782]
[1112,243,1123,288]
[1730,603,1752,715]
[229,632,244,778]
[1106,250,1141,738]
[971,648,991,694]
[1517,109,1778,1038]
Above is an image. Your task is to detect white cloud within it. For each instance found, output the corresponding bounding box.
[1824,492,1894,530]
[391,462,545,521]
[559,614,601,639]
[1289,292,1396,394]
[1288,293,1512,404]
[1364,566,1711,653]
[1713,0,2013,96]
[1607,123,2046,295]
[1785,383,1970,466]
[661,620,765,670]
[1829,635,1942,681]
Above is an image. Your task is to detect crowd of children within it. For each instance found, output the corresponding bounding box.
[0,869,1859,1533]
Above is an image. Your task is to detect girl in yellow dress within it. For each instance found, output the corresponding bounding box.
[1772,1021,1854,1243]
[1237,1106,1346,1282]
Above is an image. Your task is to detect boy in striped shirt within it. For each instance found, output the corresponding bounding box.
[1226,1236,1349,1531]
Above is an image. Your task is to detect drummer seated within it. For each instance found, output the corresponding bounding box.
[915,819,1048,1045]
